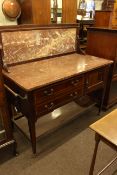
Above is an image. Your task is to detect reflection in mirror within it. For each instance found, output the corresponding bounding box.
[0,109,6,141]
[77,0,95,20]
[51,0,62,23]
[95,0,104,10]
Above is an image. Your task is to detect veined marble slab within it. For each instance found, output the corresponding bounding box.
[1,28,76,65]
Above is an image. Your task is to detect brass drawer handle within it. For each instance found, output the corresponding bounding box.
[71,80,79,86]
[44,102,54,110]
[70,92,78,98]
[44,88,54,96]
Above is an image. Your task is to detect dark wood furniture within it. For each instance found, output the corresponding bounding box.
[102,0,115,11]
[0,25,112,154]
[86,27,117,109]
[94,10,113,27]
[0,65,16,153]
[77,19,94,50]
[89,109,117,175]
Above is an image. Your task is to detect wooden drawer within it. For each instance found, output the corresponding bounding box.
[85,68,105,93]
[35,88,83,118]
[34,75,84,105]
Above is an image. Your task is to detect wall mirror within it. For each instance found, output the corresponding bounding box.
[77,0,96,20]
[51,0,62,23]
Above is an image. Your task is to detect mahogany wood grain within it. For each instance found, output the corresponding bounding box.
[18,0,51,25]
[62,0,77,23]
[94,10,113,27]
[86,27,117,108]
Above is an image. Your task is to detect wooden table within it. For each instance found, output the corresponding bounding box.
[2,53,112,154]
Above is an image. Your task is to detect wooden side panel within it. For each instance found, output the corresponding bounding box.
[86,29,117,60]
[94,11,112,27]
[62,0,77,23]
[32,0,51,25]
[18,0,33,24]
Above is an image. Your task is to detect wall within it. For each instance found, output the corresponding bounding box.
[0,0,17,26]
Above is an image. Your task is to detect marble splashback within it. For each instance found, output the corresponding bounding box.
[1,28,76,65]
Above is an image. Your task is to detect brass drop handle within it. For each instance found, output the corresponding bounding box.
[44,88,54,96]
[71,79,79,86]
[70,92,78,98]
[44,102,54,110]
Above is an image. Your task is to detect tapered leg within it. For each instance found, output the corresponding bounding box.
[98,89,104,115]
[28,118,36,154]
[13,140,19,156]
[89,133,100,175]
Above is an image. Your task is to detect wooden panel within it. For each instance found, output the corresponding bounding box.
[94,11,112,27]
[86,27,117,108]
[62,0,77,23]
[18,0,33,24]
[86,68,105,93]
[18,0,51,25]
[32,0,51,25]
[86,29,117,60]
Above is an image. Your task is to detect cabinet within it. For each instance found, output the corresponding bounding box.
[86,27,117,109]
[0,66,16,153]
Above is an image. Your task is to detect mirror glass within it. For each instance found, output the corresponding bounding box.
[77,0,96,20]
[51,0,62,23]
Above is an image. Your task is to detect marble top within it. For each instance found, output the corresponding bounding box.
[3,53,113,91]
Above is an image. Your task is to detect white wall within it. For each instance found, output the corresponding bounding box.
[0,0,17,26]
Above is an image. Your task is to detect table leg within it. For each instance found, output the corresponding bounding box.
[89,133,100,175]
[28,118,36,154]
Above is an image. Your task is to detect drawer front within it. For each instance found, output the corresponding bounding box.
[34,75,84,105]
[85,68,105,93]
[35,88,84,118]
